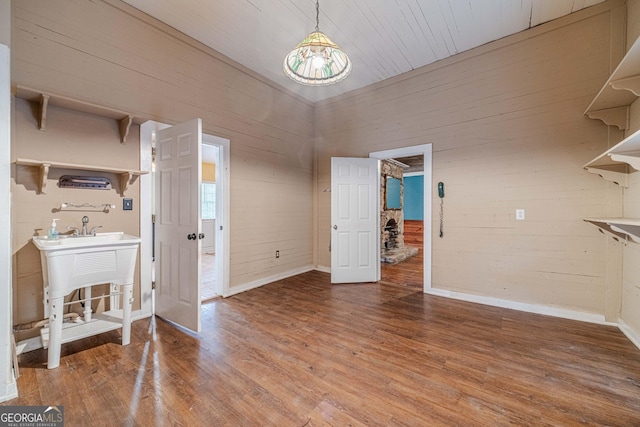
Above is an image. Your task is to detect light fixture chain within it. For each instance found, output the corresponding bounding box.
[315,0,320,32]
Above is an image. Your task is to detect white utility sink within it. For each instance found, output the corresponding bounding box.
[33,231,140,248]
[32,231,141,369]
[33,232,141,299]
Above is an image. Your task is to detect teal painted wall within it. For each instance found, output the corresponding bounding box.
[404,175,423,220]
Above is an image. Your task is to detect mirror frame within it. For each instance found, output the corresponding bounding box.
[385,175,402,210]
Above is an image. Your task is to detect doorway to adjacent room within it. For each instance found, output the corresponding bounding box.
[370,144,432,292]
[200,141,220,301]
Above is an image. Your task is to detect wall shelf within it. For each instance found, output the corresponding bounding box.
[15,85,137,143]
[15,158,148,196]
[584,36,640,130]
[583,127,640,187]
[584,218,640,244]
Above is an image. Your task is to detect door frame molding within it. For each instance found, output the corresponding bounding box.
[202,133,230,297]
[1,43,18,402]
[369,144,433,291]
[140,120,168,318]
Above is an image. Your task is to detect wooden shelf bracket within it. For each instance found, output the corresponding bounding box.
[611,223,640,244]
[585,166,629,187]
[584,218,640,245]
[119,172,140,196]
[585,106,629,130]
[38,94,49,131]
[119,115,133,144]
[609,153,640,172]
[39,163,50,194]
[610,75,640,97]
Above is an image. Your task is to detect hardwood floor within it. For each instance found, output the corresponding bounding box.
[381,247,423,289]
[381,219,423,288]
[5,270,640,426]
[403,220,424,246]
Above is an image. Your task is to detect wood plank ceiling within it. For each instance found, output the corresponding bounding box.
[122,0,606,102]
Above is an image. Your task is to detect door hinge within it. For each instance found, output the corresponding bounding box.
[152,147,156,161]
[152,214,156,224]
[152,281,156,290]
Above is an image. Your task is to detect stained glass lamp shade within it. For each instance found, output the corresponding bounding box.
[283,30,351,86]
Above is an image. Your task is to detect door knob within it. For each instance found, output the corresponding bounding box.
[198,233,205,240]
[187,233,196,240]
[333,225,338,230]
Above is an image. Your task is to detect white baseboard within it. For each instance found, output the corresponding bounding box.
[0,381,17,404]
[425,287,613,326]
[619,319,640,351]
[312,270,615,327]
[225,265,315,297]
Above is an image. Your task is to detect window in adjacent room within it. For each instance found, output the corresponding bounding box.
[202,182,216,219]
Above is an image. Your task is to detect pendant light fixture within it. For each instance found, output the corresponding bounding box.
[283,0,352,86]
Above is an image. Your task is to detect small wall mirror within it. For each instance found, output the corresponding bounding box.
[385,176,401,210]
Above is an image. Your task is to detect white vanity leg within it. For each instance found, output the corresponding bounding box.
[83,285,92,322]
[47,297,63,369]
[121,284,133,346]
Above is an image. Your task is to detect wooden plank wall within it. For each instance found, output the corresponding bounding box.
[622,0,640,342]
[315,0,626,318]
[12,100,142,337]
[10,0,315,330]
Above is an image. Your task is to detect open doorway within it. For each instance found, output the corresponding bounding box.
[370,144,432,292]
[379,156,425,289]
[201,136,226,301]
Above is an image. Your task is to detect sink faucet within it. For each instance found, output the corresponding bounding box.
[76,216,102,236]
[81,216,89,236]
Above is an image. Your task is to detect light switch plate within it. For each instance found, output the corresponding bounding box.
[123,198,133,211]
[516,209,525,220]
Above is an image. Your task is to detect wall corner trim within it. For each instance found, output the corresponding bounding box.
[619,319,640,351]
[315,265,331,274]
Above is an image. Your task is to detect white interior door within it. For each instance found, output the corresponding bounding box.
[154,118,202,332]
[331,157,380,283]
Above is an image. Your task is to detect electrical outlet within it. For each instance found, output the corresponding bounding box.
[123,198,133,211]
[516,209,525,220]
[276,250,280,259]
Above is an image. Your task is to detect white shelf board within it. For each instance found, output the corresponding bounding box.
[15,157,148,195]
[40,310,124,348]
[15,85,139,143]
[15,158,148,176]
[585,35,640,126]
[583,127,640,186]
[584,218,640,244]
